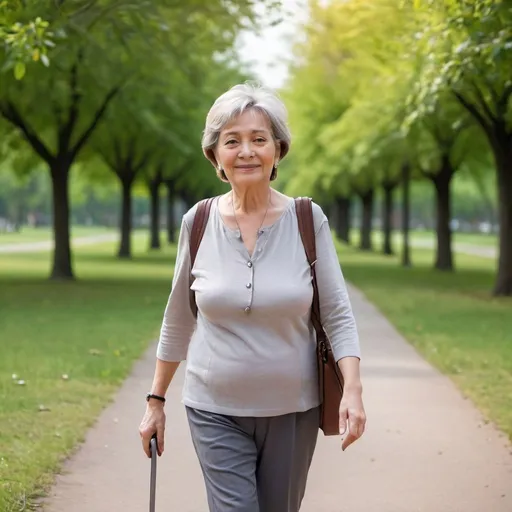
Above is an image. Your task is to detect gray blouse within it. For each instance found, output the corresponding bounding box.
[156,196,361,417]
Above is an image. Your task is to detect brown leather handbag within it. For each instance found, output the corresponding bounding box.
[189,196,344,436]
[294,197,345,436]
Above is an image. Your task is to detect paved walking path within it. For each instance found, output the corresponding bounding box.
[41,285,512,512]
[0,234,118,254]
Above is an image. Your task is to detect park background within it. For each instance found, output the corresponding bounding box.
[0,1,511,510]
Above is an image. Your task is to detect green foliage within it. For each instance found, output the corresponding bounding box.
[283,0,508,218]
[0,0,279,161]
[407,0,512,132]
[283,0,425,198]
[0,1,55,79]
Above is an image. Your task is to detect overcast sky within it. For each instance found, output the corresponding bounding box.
[236,0,310,90]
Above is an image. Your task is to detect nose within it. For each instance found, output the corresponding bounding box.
[238,141,254,158]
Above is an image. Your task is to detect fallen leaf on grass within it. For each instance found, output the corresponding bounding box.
[61,374,69,380]
[38,405,50,412]
[89,349,102,356]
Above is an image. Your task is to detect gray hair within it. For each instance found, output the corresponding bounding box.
[202,83,291,170]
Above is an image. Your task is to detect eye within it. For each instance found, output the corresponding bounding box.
[225,139,238,145]
[255,137,266,143]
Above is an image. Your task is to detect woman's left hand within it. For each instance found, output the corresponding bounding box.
[339,385,366,451]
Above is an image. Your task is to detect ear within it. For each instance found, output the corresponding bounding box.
[274,140,281,163]
[276,139,289,161]
[203,148,219,169]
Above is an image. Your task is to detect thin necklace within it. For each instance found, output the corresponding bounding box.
[231,190,271,241]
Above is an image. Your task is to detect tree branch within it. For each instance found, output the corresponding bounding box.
[452,89,493,140]
[68,0,98,19]
[127,134,137,169]
[497,83,512,117]
[113,136,123,170]
[0,101,55,165]
[469,80,496,123]
[424,115,452,153]
[135,148,152,173]
[419,165,436,180]
[146,163,163,188]
[431,120,444,147]
[98,147,116,171]
[49,74,65,126]
[59,49,85,153]
[70,84,121,160]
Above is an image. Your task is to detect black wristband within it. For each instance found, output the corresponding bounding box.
[146,393,166,404]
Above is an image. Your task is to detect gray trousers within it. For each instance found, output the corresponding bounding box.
[186,406,320,512]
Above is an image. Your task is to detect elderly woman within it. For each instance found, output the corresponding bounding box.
[139,83,366,511]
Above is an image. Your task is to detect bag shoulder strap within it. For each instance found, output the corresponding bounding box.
[189,197,215,316]
[294,197,316,267]
[189,197,215,268]
[294,197,325,339]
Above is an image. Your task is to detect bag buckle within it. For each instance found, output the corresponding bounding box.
[319,339,328,363]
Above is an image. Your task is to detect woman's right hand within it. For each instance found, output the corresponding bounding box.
[139,402,166,458]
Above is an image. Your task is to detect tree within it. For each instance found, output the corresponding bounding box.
[411,0,512,295]
[406,95,478,270]
[0,4,136,276]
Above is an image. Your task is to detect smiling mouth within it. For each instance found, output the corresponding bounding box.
[236,165,260,169]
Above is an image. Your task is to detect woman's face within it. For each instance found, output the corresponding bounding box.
[214,109,280,187]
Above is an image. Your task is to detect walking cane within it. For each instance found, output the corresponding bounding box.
[149,434,158,512]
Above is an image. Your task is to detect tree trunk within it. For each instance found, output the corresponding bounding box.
[382,184,395,255]
[359,190,374,251]
[336,196,351,244]
[118,178,133,259]
[49,163,74,279]
[431,156,455,271]
[328,202,339,235]
[165,180,176,244]
[454,91,512,295]
[149,178,161,250]
[493,151,512,296]
[401,164,411,267]
[180,190,195,212]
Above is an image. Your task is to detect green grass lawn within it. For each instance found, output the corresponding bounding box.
[348,229,498,249]
[337,241,512,440]
[0,234,176,511]
[0,226,116,245]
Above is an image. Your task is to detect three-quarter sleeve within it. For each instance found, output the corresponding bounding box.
[156,217,197,362]
[313,207,361,362]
